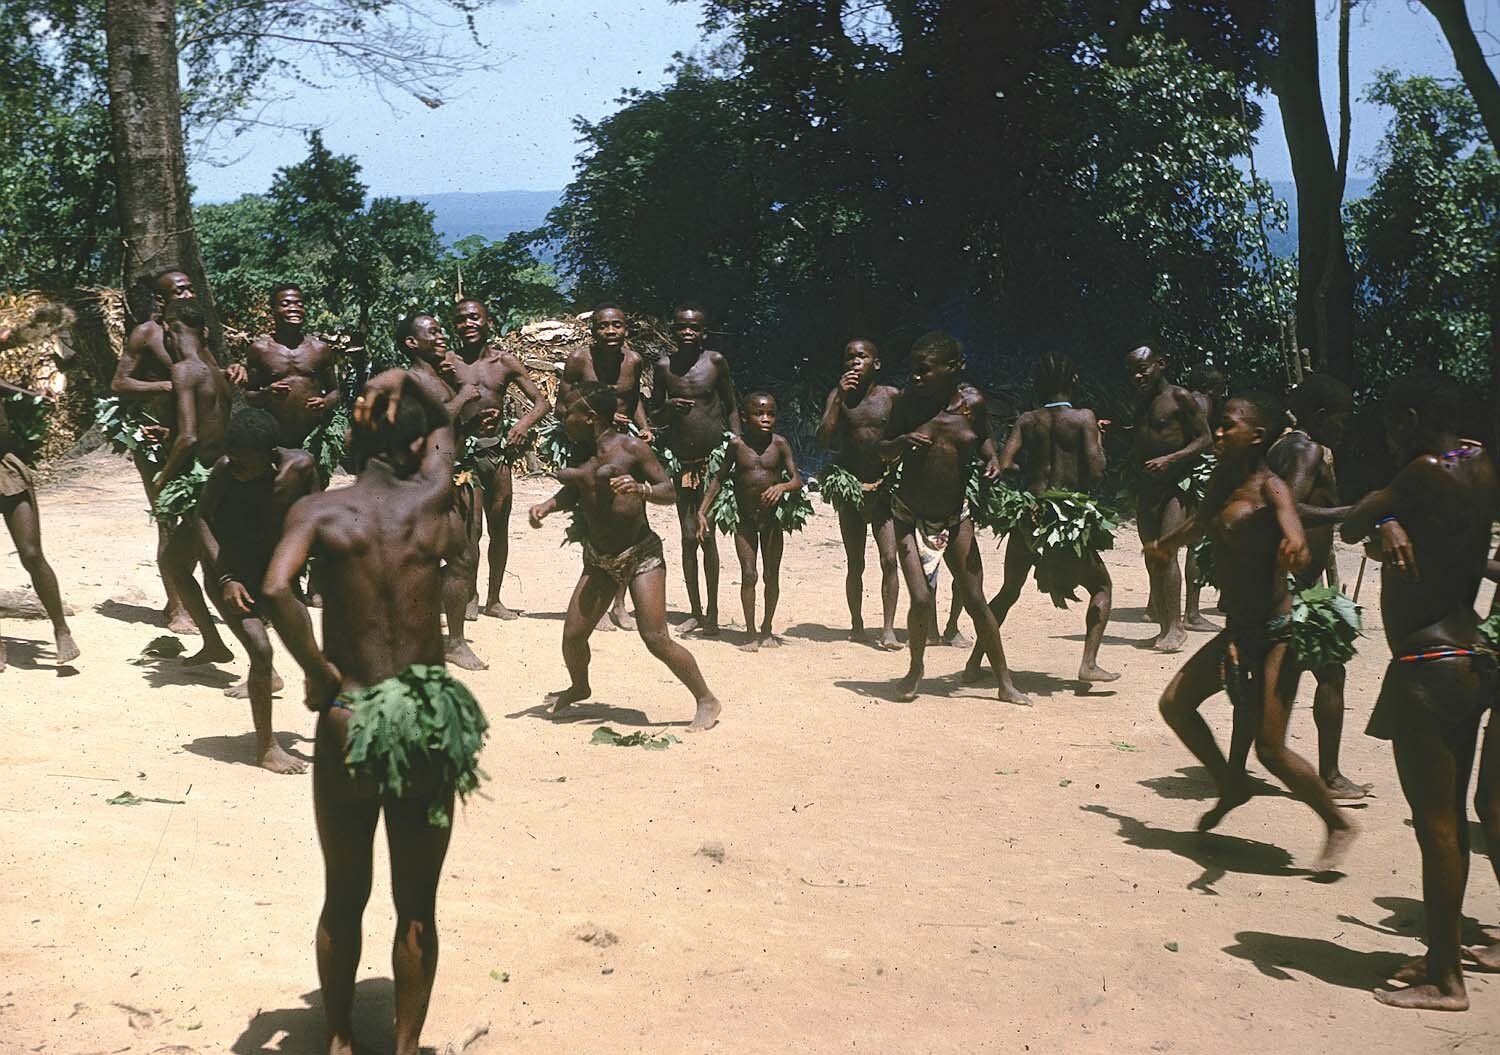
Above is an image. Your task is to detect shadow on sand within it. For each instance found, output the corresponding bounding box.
[139,658,239,691]
[504,699,688,729]
[0,635,79,677]
[1081,803,1309,893]
[94,598,165,627]
[232,978,448,1055]
[1221,931,1408,991]
[1137,765,1287,804]
[182,731,312,769]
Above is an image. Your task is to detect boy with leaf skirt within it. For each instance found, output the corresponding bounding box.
[530,381,722,731]
[961,352,1120,686]
[262,368,489,1055]
[1147,391,1355,873]
[698,391,811,652]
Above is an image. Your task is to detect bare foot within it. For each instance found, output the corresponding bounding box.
[225,670,284,699]
[183,642,235,666]
[258,741,306,775]
[996,679,1032,706]
[481,601,520,620]
[608,603,635,631]
[678,614,704,636]
[167,611,200,636]
[1153,626,1188,653]
[895,666,922,702]
[545,685,591,712]
[849,626,870,644]
[1077,663,1120,683]
[328,1030,356,1055]
[1197,783,1251,832]
[465,597,480,621]
[1324,772,1372,800]
[760,633,783,649]
[941,628,972,648]
[1313,823,1357,876]
[1373,983,1468,1011]
[689,695,722,731]
[701,618,720,637]
[1184,613,1219,632]
[878,628,901,651]
[1464,942,1500,971]
[445,639,488,671]
[960,663,987,686]
[739,637,761,653]
[53,629,80,665]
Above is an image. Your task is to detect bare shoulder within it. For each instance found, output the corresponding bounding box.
[706,348,733,374]
[1260,470,1293,502]
[279,446,316,477]
[493,348,525,372]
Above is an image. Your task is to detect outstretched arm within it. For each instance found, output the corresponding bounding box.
[528,483,578,527]
[1340,458,1434,543]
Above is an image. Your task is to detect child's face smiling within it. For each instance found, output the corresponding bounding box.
[746,397,776,435]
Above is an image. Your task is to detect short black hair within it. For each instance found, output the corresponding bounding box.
[163,297,210,331]
[743,390,776,409]
[591,302,626,318]
[572,379,618,421]
[1383,370,1465,430]
[1288,372,1353,423]
[845,338,878,357]
[1034,352,1077,399]
[911,330,963,365]
[455,297,489,315]
[350,388,430,470]
[153,267,190,288]
[269,282,301,305]
[1227,390,1286,437]
[395,312,436,348]
[672,301,709,321]
[225,407,281,452]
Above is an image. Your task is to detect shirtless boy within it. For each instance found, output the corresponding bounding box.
[529,382,721,730]
[559,304,652,630]
[152,298,236,666]
[0,394,78,671]
[877,332,1026,704]
[262,367,487,1055]
[450,298,551,620]
[196,407,317,773]
[1127,345,1212,652]
[398,313,486,670]
[962,353,1117,684]
[652,304,739,635]
[1148,392,1355,871]
[698,392,805,651]
[243,284,340,451]
[1267,373,1366,798]
[1339,372,1499,1010]
[817,339,902,649]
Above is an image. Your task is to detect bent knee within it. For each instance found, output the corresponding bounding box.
[638,629,673,656]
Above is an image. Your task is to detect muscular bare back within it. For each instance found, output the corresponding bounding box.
[1007,405,1104,495]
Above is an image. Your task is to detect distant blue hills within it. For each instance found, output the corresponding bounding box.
[415,180,1371,260]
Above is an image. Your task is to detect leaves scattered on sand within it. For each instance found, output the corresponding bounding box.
[107,791,184,806]
[590,726,678,750]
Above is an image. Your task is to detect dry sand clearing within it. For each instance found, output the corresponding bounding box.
[2,449,1499,1054]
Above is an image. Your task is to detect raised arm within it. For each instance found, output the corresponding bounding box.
[261,497,338,705]
[356,369,457,506]
[112,325,173,400]
[1339,457,1433,544]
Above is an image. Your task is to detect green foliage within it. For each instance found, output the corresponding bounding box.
[94,396,163,464]
[1030,490,1119,560]
[151,462,210,523]
[1478,613,1500,650]
[106,790,185,806]
[1271,583,1362,670]
[1346,72,1499,389]
[590,725,679,750]
[1189,535,1217,588]
[819,463,869,514]
[1177,454,1216,504]
[339,663,490,828]
[305,408,349,479]
[706,435,739,534]
[4,393,48,456]
[970,475,1038,538]
[775,480,814,532]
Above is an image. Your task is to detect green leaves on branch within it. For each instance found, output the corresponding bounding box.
[1271,583,1362,670]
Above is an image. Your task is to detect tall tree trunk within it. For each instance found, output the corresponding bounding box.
[102,0,218,337]
[1272,0,1355,379]
[1420,0,1500,150]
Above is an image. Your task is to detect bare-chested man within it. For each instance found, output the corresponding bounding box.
[1267,373,1366,799]
[651,304,739,635]
[962,353,1117,684]
[449,298,550,621]
[559,304,652,630]
[0,393,78,671]
[152,298,236,665]
[397,313,487,671]
[817,339,902,649]
[1340,372,1499,1010]
[113,269,244,631]
[1127,345,1212,652]
[243,284,340,451]
[262,367,487,1055]
[877,332,1027,705]
[530,382,721,730]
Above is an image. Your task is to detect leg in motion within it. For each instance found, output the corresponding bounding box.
[631,565,720,730]
[546,569,614,711]
[2,490,78,663]
[947,521,1027,705]
[385,789,455,1055]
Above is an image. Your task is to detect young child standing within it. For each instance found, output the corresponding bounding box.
[698,392,805,652]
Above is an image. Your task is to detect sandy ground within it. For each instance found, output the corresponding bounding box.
[3,447,1500,1055]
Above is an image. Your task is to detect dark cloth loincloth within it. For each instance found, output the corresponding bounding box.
[677,457,710,493]
[468,436,510,491]
[0,451,36,497]
[328,663,489,827]
[1366,648,1496,741]
[583,530,666,588]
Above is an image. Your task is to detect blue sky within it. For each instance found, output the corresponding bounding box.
[188,0,1497,202]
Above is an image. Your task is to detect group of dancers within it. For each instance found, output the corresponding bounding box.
[2,267,1500,1052]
